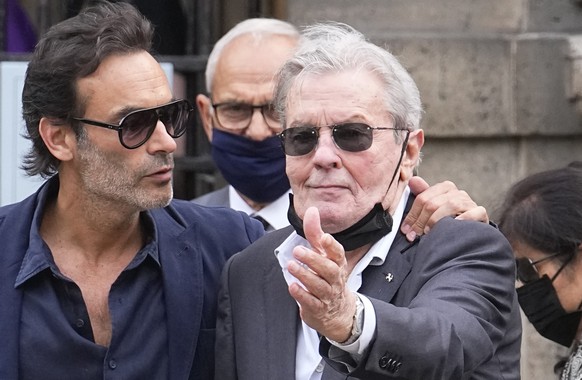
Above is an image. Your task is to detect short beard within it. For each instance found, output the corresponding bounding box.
[76,132,173,211]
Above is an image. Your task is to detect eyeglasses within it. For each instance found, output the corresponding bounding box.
[73,100,194,149]
[278,122,408,156]
[515,252,573,284]
[212,102,280,131]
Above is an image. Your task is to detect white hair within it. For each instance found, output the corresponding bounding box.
[274,22,422,137]
[204,18,300,92]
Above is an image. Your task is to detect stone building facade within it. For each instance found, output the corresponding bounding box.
[285,1,582,379]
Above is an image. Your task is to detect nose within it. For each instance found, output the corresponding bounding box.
[147,120,177,154]
[243,108,276,141]
[311,129,342,169]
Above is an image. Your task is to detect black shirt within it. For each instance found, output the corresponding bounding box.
[15,195,169,380]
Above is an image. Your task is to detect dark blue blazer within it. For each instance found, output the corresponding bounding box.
[0,180,264,380]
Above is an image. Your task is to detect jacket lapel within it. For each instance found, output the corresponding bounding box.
[360,195,416,301]
[0,187,42,379]
[158,216,203,380]
[0,218,29,379]
[359,232,414,302]
[264,256,298,379]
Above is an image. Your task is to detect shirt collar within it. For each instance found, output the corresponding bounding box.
[15,176,161,288]
[14,177,59,288]
[274,187,410,291]
[228,185,291,230]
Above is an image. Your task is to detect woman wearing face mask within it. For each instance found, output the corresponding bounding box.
[498,161,582,379]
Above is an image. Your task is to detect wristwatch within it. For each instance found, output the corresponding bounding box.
[340,294,365,345]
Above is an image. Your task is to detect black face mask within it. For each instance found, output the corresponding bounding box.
[287,194,393,251]
[517,275,582,347]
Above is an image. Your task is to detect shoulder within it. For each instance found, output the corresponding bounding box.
[412,217,514,273]
[241,226,293,255]
[424,217,511,252]
[222,227,293,296]
[158,198,243,224]
[229,226,294,268]
[191,186,229,207]
[152,199,265,243]
[0,202,24,220]
[0,192,38,227]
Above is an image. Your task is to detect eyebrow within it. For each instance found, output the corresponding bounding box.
[287,120,317,129]
[214,99,273,105]
[111,98,178,122]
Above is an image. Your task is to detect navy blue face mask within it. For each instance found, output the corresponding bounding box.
[210,129,290,203]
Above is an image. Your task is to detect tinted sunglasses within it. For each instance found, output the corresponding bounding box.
[515,252,572,284]
[278,122,407,156]
[73,99,194,149]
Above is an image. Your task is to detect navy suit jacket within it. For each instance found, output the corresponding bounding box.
[215,196,522,379]
[0,180,264,380]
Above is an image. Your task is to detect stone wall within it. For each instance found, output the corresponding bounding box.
[286,1,582,379]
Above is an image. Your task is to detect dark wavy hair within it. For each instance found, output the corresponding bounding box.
[21,1,154,178]
[498,162,582,376]
[497,162,582,263]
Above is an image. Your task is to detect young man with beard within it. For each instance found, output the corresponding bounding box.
[0,2,264,379]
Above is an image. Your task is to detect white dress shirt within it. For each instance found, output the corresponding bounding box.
[274,187,410,380]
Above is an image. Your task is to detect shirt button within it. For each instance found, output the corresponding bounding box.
[315,362,325,373]
[109,359,117,369]
[75,319,85,328]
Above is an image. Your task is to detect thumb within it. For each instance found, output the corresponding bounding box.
[303,207,326,254]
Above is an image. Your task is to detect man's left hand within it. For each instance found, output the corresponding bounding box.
[401,176,489,242]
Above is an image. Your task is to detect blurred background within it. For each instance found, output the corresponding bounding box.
[2,1,582,378]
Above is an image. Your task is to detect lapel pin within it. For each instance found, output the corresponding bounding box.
[383,272,394,282]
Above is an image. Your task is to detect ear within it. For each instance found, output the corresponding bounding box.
[400,129,424,182]
[196,94,214,141]
[38,117,76,162]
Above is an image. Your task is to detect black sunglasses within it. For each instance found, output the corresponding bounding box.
[278,122,408,156]
[73,100,194,149]
[515,252,572,284]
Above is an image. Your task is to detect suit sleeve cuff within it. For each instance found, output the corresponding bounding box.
[328,293,376,356]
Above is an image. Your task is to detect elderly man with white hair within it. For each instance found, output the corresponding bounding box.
[215,22,521,380]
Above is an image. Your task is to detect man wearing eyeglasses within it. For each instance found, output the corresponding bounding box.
[194,18,489,237]
[0,3,264,379]
[215,22,521,379]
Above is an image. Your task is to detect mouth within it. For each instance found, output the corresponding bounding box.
[309,183,347,190]
[146,166,173,182]
[307,184,350,199]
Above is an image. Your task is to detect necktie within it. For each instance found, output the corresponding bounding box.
[251,214,271,231]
